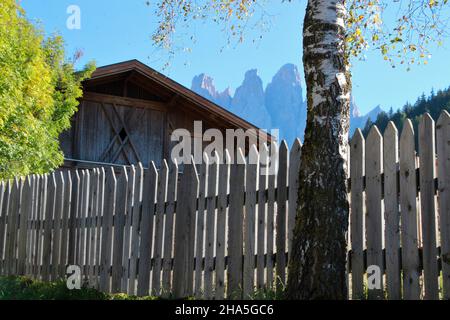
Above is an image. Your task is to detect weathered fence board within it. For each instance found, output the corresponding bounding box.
[243,146,258,298]
[137,163,157,296]
[128,164,142,294]
[204,152,219,299]
[121,166,134,292]
[400,120,421,300]
[227,149,246,299]
[111,167,128,293]
[173,158,198,298]
[437,111,450,299]
[162,161,178,296]
[365,127,384,299]
[266,142,278,290]
[194,160,207,298]
[257,145,269,290]
[99,168,116,293]
[419,114,439,300]
[152,160,168,295]
[350,129,365,299]
[288,139,302,256]
[276,141,288,289]
[215,150,230,300]
[383,122,401,300]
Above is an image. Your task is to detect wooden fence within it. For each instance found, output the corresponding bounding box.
[0,111,449,300]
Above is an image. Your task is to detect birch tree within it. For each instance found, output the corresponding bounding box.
[150,0,449,299]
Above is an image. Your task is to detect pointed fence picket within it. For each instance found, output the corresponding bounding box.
[0,112,448,300]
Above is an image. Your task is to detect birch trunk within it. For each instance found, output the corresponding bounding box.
[286,0,350,299]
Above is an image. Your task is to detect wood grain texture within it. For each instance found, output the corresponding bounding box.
[227,149,246,299]
[152,160,168,295]
[383,122,401,300]
[204,152,219,299]
[365,126,384,300]
[350,129,365,299]
[243,145,258,298]
[437,111,450,299]
[400,120,421,300]
[111,167,128,293]
[194,159,208,298]
[173,158,199,298]
[288,139,302,256]
[137,162,158,296]
[276,141,288,289]
[215,150,230,299]
[418,114,439,300]
[99,168,117,293]
[257,144,269,290]
[162,160,179,296]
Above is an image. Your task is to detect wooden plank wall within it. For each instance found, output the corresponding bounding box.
[1,112,449,300]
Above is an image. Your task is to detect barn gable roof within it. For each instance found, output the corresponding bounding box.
[84,59,272,142]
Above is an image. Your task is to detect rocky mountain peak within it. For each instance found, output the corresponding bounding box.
[190,64,380,143]
[272,63,301,85]
[191,73,232,108]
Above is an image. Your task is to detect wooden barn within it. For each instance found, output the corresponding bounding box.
[60,60,270,169]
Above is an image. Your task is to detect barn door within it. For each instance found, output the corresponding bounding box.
[76,100,165,167]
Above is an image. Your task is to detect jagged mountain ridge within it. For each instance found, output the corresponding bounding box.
[191,65,381,143]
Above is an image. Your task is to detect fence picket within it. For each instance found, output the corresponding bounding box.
[5,179,20,275]
[266,141,278,290]
[68,171,80,266]
[129,163,143,295]
[350,129,365,299]
[88,169,99,287]
[383,122,401,300]
[194,159,208,298]
[42,174,56,282]
[137,162,158,296]
[244,145,258,298]
[99,168,117,293]
[276,141,288,289]
[400,120,421,300]
[79,170,89,273]
[121,165,135,292]
[215,150,230,300]
[151,160,168,295]
[0,181,8,275]
[59,171,72,278]
[25,176,37,276]
[50,172,64,281]
[17,177,31,275]
[257,144,269,290]
[437,110,450,299]
[365,126,384,299]
[204,152,219,299]
[227,149,246,299]
[162,160,178,296]
[288,139,302,256]
[94,169,104,288]
[419,114,439,300]
[111,167,128,293]
[173,158,199,298]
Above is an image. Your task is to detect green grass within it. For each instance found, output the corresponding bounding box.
[0,276,159,300]
[0,276,283,300]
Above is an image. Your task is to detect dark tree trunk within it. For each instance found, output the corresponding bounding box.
[286,0,351,299]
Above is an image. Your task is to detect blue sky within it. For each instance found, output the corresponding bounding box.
[21,0,450,115]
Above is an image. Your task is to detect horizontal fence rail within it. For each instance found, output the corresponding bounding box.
[0,111,449,300]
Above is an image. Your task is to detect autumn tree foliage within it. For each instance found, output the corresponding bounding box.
[0,0,95,179]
